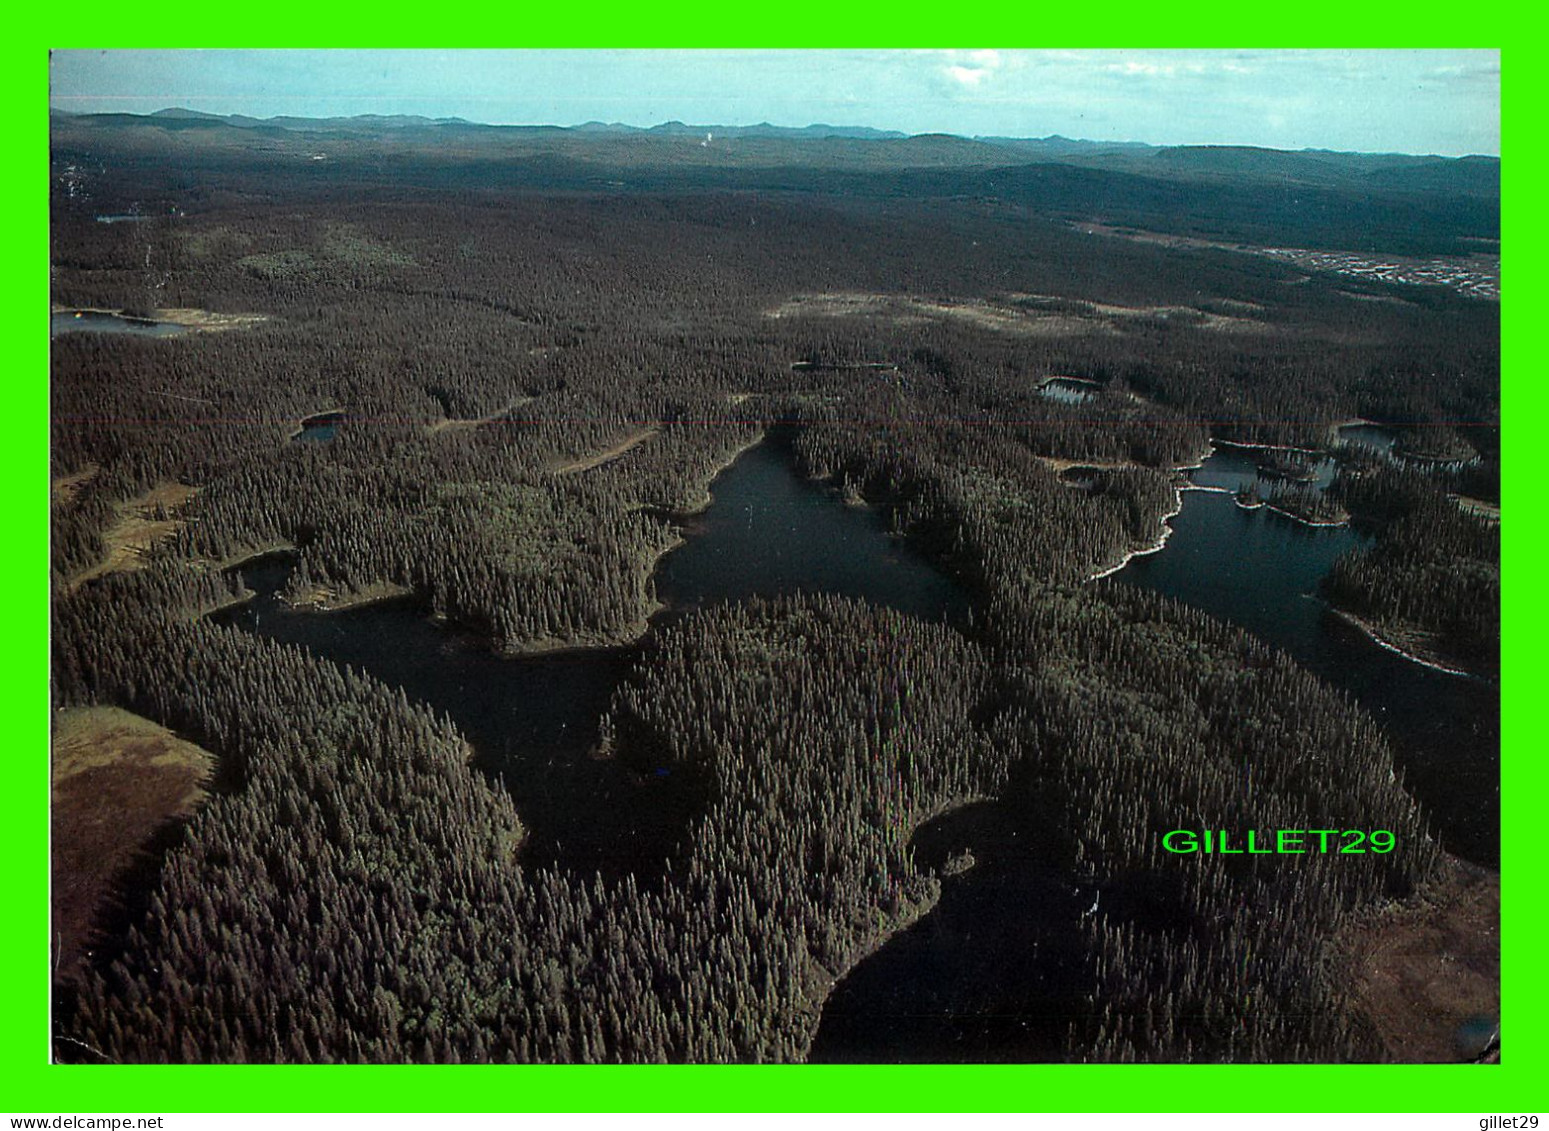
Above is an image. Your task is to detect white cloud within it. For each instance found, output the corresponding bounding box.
[939,49,1005,88]
[946,65,992,88]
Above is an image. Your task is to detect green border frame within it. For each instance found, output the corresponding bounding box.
[10,21,1534,1113]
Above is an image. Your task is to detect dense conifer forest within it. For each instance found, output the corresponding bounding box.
[1326,459,1500,675]
[49,111,1498,1063]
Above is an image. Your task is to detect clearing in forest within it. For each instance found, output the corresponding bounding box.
[51,463,100,507]
[427,396,536,435]
[1337,859,1500,1062]
[766,291,1264,335]
[68,482,199,591]
[551,426,662,475]
[51,706,215,983]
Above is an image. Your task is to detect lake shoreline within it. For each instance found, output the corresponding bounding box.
[1262,501,1351,528]
[1325,606,1477,679]
[1088,488,1185,581]
[798,793,993,1059]
[52,304,268,334]
[1083,446,1215,581]
[1229,493,1350,527]
[286,580,415,613]
[288,409,348,442]
[232,430,771,661]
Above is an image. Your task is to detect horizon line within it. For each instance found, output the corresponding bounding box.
[47,104,1501,161]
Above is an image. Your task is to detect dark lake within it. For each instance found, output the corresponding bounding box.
[812,795,1097,1063]
[211,438,968,878]
[51,311,185,339]
[1203,443,1336,490]
[209,432,1494,1062]
[1115,449,1498,868]
[814,438,1497,1063]
[656,441,969,623]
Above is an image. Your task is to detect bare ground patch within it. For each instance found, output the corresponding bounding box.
[765,292,928,323]
[917,298,1099,336]
[1015,293,1264,333]
[766,291,1263,337]
[50,304,267,334]
[427,396,535,435]
[1452,495,1500,523]
[766,292,1092,336]
[1332,858,1499,1062]
[52,707,215,984]
[551,427,662,475]
[68,482,200,591]
[152,307,269,333]
[51,463,100,507]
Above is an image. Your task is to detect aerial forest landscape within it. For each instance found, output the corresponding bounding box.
[47,49,1500,1065]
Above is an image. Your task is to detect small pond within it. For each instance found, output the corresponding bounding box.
[292,411,348,443]
[51,311,185,339]
[1037,377,1098,405]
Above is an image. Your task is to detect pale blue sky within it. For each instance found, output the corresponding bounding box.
[50,49,1500,157]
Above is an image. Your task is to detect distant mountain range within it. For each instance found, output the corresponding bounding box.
[56,108,914,142]
[612,120,911,141]
[52,107,1499,172]
[48,107,1500,253]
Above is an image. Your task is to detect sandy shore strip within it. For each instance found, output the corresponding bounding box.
[1081,444,1221,581]
[1326,607,1476,678]
[1262,502,1350,528]
[1088,488,1186,581]
[1212,436,1328,458]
